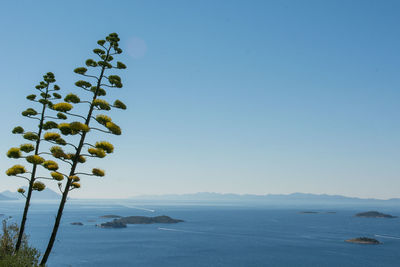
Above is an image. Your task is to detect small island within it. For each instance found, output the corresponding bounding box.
[299,211,319,214]
[345,237,381,245]
[118,215,184,224]
[99,221,127,228]
[355,211,397,218]
[70,222,83,226]
[98,215,184,228]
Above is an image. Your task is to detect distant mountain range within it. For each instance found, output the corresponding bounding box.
[1,190,398,206]
[130,192,400,206]
[0,193,15,201]
[0,187,61,200]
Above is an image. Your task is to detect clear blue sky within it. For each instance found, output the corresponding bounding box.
[1,0,399,199]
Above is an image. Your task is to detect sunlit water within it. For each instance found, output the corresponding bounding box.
[0,200,399,266]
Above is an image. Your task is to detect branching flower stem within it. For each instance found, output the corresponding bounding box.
[15,81,51,252]
[40,45,112,266]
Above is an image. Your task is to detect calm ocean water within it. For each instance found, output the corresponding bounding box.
[0,200,399,266]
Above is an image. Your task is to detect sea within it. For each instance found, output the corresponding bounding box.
[0,199,399,267]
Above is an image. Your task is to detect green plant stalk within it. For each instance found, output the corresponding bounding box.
[40,46,112,266]
[15,83,51,252]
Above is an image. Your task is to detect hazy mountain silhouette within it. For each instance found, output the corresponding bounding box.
[131,192,400,206]
[0,187,61,200]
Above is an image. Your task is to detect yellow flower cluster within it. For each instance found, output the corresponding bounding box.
[92,168,105,177]
[44,132,61,141]
[12,126,24,134]
[32,181,46,191]
[93,99,111,110]
[77,155,86,163]
[96,114,112,126]
[113,99,127,110]
[43,121,58,130]
[58,122,89,135]
[64,154,86,163]
[7,147,21,158]
[26,155,45,165]
[50,146,66,159]
[105,122,121,135]
[95,141,114,153]
[51,172,64,181]
[69,175,80,182]
[17,188,26,194]
[71,182,81,189]
[6,165,26,176]
[43,160,59,171]
[58,123,71,135]
[69,122,90,133]
[23,132,39,141]
[64,93,81,103]
[88,148,106,158]
[20,144,35,153]
[52,102,73,112]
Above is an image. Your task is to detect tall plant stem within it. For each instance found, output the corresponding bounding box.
[40,47,111,266]
[15,84,50,252]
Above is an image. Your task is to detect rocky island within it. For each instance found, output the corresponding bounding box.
[99,221,127,228]
[355,211,397,218]
[345,237,381,244]
[98,215,184,228]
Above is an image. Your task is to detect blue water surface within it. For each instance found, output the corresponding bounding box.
[0,200,399,266]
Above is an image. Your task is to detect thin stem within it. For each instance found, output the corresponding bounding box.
[25,117,41,121]
[80,154,102,158]
[77,87,91,92]
[44,116,63,120]
[15,175,30,181]
[74,173,96,177]
[81,74,99,80]
[90,127,111,134]
[83,142,95,148]
[57,184,64,194]
[65,112,87,120]
[57,158,74,166]
[100,84,115,88]
[66,143,78,150]
[35,177,54,181]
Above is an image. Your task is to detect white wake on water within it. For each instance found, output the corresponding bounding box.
[158,227,204,234]
[116,203,155,212]
[375,234,400,240]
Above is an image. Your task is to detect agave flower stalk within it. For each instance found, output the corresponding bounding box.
[40,33,127,265]
[5,72,63,252]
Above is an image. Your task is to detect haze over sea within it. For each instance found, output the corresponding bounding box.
[1,198,399,267]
